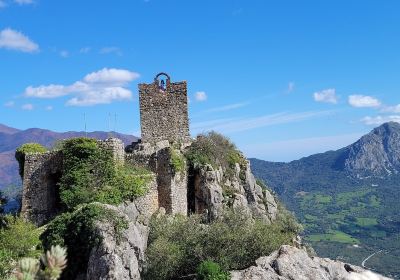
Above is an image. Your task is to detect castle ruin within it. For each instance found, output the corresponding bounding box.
[21,73,192,225]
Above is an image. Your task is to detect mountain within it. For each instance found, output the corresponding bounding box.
[0,123,138,190]
[0,124,20,135]
[250,122,400,279]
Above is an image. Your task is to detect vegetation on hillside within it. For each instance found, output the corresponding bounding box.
[185,132,246,178]
[251,158,400,278]
[144,209,301,280]
[0,216,42,278]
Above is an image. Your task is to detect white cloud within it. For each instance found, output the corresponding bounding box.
[287,82,295,93]
[99,47,122,56]
[80,47,91,53]
[0,28,39,53]
[24,68,139,106]
[313,89,338,104]
[25,84,68,98]
[60,50,69,58]
[381,104,400,113]
[66,87,132,106]
[14,0,34,4]
[45,105,53,111]
[195,91,207,102]
[205,102,249,113]
[83,68,139,86]
[361,115,400,125]
[21,103,34,110]
[191,110,334,134]
[4,101,14,107]
[348,95,381,108]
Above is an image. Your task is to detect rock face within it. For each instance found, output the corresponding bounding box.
[192,161,278,223]
[342,122,400,177]
[231,245,392,280]
[86,179,159,280]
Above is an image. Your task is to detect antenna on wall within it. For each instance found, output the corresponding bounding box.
[108,113,112,138]
[84,113,87,137]
[114,113,117,133]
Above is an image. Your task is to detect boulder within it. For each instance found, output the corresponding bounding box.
[231,245,392,280]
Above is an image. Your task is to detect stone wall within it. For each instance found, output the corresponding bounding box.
[21,138,128,226]
[154,147,188,215]
[21,151,63,226]
[139,79,190,144]
[99,138,125,163]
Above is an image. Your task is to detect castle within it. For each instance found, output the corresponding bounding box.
[21,73,276,227]
[21,73,192,225]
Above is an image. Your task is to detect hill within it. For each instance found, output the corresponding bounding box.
[250,122,400,279]
[0,123,138,190]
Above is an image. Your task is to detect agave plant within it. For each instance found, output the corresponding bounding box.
[10,245,67,280]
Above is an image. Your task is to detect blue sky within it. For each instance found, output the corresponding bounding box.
[1,0,399,161]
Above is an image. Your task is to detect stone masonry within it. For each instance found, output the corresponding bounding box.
[21,139,126,226]
[21,151,63,226]
[139,73,190,144]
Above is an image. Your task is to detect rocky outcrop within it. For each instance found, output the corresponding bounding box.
[193,161,278,223]
[231,245,392,280]
[342,122,400,177]
[86,179,159,280]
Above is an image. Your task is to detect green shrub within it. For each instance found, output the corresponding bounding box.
[41,203,128,279]
[197,261,230,280]
[15,143,47,177]
[185,132,245,178]
[276,203,304,234]
[58,138,150,210]
[0,216,42,278]
[170,149,186,173]
[144,209,297,280]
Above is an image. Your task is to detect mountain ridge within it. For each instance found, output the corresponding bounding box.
[250,122,400,278]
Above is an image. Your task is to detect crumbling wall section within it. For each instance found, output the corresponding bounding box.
[21,151,63,226]
[155,148,188,215]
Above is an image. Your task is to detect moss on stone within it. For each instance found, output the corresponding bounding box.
[170,149,186,173]
[15,143,47,178]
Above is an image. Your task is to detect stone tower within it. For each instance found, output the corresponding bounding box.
[139,73,190,144]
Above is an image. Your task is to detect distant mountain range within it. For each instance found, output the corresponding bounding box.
[0,123,138,190]
[250,122,400,279]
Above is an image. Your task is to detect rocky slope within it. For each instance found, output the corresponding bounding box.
[341,122,400,177]
[232,245,391,280]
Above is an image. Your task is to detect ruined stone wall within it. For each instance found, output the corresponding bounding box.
[139,80,190,144]
[99,138,125,163]
[21,151,63,226]
[155,148,188,215]
[21,138,127,226]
